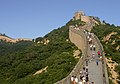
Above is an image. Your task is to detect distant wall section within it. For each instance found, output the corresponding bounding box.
[69,27,86,54]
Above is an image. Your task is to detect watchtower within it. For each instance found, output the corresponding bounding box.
[74,11,85,20]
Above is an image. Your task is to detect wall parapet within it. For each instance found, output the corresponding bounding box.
[55,27,88,84]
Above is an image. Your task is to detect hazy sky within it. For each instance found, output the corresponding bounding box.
[0,0,120,39]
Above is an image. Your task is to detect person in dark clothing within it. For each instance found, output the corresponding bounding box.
[93,45,96,51]
[86,76,89,82]
[83,67,85,71]
[86,60,88,66]
[96,60,99,65]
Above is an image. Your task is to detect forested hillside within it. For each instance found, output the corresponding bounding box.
[91,22,120,83]
[0,19,84,84]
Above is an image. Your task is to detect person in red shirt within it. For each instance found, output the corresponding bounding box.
[98,51,101,58]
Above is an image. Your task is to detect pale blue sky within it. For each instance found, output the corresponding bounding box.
[0,0,120,38]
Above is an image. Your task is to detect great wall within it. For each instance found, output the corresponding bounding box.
[0,11,109,84]
[55,11,109,84]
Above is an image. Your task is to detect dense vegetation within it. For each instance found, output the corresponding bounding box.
[91,22,120,83]
[0,19,83,84]
[0,41,32,55]
[66,19,86,27]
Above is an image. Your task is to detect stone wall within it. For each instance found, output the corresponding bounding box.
[69,28,86,54]
[74,11,85,20]
[55,27,88,84]
[81,16,91,23]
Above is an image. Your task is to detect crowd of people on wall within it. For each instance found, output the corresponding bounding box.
[86,30,103,65]
[70,62,94,84]
[70,29,103,84]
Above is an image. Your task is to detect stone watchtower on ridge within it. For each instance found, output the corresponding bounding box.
[74,11,91,23]
[74,11,85,20]
[74,11,99,24]
[73,11,99,31]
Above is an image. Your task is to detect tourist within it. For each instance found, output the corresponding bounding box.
[88,38,92,44]
[92,54,95,59]
[86,66,88,72]
[93,45,96,51]
[80,70,82,74]
[100,55,102,59]
[88,32,91,36]
[75,76,78,84]
[90,44,93,50]
[71,75,74,84]
[78,81,83,84]
[72,79,76,84]
[83,29,86,33]
[86,61,88,66]
[83,67,85,71]
[87,36,89,40]
[82,76,86,84]
[97,51,101,57]
[79,71,84,81]
[86,76,89,82]
[71,75,74,81]
[83,70,86,77]
[80,75,83,81]
[96,60,99,65]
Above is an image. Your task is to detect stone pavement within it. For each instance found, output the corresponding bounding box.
[55,29,106,84]
[87,33,104,84]
[74,32,104,84]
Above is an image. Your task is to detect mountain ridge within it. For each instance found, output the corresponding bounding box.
[0,11,120,83]
[0,35,32,43]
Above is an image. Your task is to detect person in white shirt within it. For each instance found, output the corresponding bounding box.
[86,66,88,72]
[71,75,74,82]
[82,76,85,81]
[90,44,93,50]
[79,81,83,84]
[89,38,92,44]
[75,76,78,83]
[87,36,90,40]
[88,32,91,35]
[83,79,86,84]
[93,45,96,51]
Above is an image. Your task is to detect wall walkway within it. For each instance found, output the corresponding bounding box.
[55,26,109,84]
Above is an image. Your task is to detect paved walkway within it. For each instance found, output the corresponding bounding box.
[87,34,104,84]
[56,29,106,84]
[74,32,104,84]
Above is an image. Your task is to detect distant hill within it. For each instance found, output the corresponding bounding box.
[0,34,32,43]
